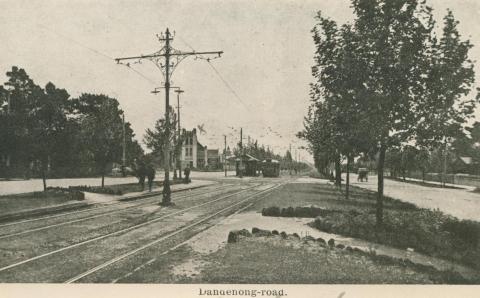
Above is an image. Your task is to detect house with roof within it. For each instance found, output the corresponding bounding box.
[180,128,221,170]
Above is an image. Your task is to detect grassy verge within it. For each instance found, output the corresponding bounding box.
[252,183,480,271]
[0,188,84,215]
[182,236,467,284]
[69,179,186,195]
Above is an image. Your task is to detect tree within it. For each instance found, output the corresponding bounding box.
[351,0,436,224]
[1,67,39,178]
[30,82,71,191]
[416,9,478,186]
[76,94,124,187]
[302,14,373,198]
[143,106,177,168]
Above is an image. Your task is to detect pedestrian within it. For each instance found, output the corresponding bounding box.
[184,166,191,184]
[135,159,146,191]
[146,164,156,192]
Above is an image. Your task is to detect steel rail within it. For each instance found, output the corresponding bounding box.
[65,183,283,283]
[0,184,237,240]
[0,183,229,229]
[0,184,262,274]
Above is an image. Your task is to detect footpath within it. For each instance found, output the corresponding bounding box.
[0,179,215,223]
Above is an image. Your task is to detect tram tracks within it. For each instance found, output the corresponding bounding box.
[0,183,268,279]
[0,183,237,240]
[0,182,225,229]
[65,183,284,283]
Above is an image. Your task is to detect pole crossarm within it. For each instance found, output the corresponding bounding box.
[114,28,222,204]
[115,51,223,62]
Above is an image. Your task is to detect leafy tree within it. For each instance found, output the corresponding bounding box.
[351,0,436,224]
[416,10,479,185]
[1,67,39,178]
[143,106,177,168]
[30,82,71,190]
[76,94,124,187]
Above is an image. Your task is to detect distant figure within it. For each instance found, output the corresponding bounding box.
[146,164,156,192]
[135,159,146,191]
[184,167,191,183]
[357,168,368,182]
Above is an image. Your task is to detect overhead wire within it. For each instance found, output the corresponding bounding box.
[178,35,309,156]
[178,35,252,112]
[36,23,158,86]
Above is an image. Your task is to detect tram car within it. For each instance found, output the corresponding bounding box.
[262,159,280,177]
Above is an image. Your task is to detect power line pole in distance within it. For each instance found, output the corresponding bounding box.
[175,88,184,180]
[122,113,126,177]
[224,135,227,177]
[151,85,182,180]
[115,28,222,206]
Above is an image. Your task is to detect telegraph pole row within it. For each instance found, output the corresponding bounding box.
[239,128,243,178]
[115,28,222,205]
[175,88,184,180]
[151,85,184,180]
[122,113,126,177]
[224,135,227,177]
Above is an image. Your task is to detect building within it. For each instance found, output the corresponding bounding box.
[235,153,260,176]
[180,128,221,170]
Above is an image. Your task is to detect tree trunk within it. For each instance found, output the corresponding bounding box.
[346,155,351,200]
[422,169,425,183]
[376,145,386,226]
[101,166,105,188]
[442,141,447,188]
[42,163,47,192]
[335,156,341,187]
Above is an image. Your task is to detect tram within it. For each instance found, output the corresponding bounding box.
[262,159,280,177]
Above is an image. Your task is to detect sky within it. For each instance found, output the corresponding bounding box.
[1,0,480,163]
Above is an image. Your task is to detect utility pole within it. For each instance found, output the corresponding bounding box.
[122,113,126,177]
[239,128,243,178]
[115,28,222,206]
[224,135,227,177]
[151,85,183,180]
[443,140,448,188]
[289,143,292,175]
[175,88,184,180]
[4,91,11,179]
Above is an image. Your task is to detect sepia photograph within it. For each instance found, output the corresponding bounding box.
[1,0,480,296]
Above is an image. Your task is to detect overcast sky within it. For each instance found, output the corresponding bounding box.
[1,0,480,162]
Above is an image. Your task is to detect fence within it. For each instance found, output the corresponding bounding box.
[404,171,480,188]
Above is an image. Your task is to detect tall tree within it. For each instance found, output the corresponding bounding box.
[351,0,435,224]
[1,67,39,178]
[416,9,478,185]
[76,94,124,187]
[30,82,71,190]
[144,106,177,168]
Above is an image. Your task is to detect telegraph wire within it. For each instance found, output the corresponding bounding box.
[36,23,157,86]
[178,35,252,112]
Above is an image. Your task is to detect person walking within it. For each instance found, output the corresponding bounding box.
[135,159,146,191]
[146,164,156,192]
[184,166,191,184]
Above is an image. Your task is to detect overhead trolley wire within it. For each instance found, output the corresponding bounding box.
[178,35,252,112]
[36,23,158,86]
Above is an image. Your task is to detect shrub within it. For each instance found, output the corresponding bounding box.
[262,206,281,217]
[312,207,480,270]
[263,205,340,218]
[69,185,122,195]
[443,220,480,247]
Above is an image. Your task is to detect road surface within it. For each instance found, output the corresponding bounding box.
[0,171,237,196]
[349,174,480,222]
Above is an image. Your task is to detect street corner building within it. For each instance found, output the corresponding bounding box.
[181,128,221,170]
